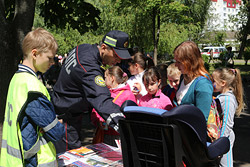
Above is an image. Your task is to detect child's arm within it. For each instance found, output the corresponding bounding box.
[91,108,105,127]
[24,93,65,142]
[218,93,237,137]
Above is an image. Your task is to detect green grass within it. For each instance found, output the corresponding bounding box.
[208,59,250,76]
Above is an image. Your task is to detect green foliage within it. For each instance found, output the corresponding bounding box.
[213,31,226,46]
[201,54,210,71]
[161,1,192,24]
[94,0,155,51]
[158,23,189,59]
[32,0,211,59]
[40,0,100,34]
[202,54,209,63]
[33,0,103,55]
[199,30,226,46]
[182,0,211,28]
[49,26,102,55]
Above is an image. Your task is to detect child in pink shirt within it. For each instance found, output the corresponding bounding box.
[91,66,136,146]
[139,67,173,111]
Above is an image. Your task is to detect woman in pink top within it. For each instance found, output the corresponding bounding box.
[91,66,136,146]
[139,67,173,111]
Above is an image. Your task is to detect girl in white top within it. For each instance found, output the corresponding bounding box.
[127,52,154,102]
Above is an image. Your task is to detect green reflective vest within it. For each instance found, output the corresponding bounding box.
[0,72,57,167]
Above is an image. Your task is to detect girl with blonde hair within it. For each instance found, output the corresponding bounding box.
[212,67,245,167]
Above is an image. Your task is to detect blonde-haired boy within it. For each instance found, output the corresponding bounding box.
[0,28,64,167]
[167,63,181,90]
[162,63,181,104]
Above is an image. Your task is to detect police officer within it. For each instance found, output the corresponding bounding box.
[52,30,131,152]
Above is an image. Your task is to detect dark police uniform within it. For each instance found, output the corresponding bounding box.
[52,44,124,152]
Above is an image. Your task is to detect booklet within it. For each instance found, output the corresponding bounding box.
[68,147,94,158]
[85,143,115,153]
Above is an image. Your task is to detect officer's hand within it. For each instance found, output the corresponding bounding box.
[58,119,63,124]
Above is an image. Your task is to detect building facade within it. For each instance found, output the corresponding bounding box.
[207,0,242,31]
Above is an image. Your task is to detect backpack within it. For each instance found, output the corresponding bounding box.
[194,76,223,142]
[207,98,223,142]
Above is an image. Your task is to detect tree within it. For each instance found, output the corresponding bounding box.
[0,0,100,122]
[40,0,100,34]
[235,0,250,59]
[230,0,250,59]
[0,0,36,122]
[108,0,211,64]
[110,0,176,65]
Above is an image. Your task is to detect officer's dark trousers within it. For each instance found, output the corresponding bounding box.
[54,114,83,153]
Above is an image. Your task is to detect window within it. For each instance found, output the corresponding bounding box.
[224,7,226,11]
[224,13,227,17]
[228,3,231,6]
[228,8,230,12]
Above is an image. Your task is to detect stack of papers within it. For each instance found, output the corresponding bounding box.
[57,143,123,167]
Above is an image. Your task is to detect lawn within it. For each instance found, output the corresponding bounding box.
[208,59,250,77]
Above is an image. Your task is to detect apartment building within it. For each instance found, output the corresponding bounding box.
[207,0,242,31]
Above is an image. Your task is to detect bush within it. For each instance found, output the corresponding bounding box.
[201,54,210,71]
[243,51,250,65]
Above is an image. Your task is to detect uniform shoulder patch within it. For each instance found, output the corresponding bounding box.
[95,75,106,87]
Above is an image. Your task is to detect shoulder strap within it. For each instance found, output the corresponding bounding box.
[194,76,206,90]
[214,98,223,120]
[113,90,125,103]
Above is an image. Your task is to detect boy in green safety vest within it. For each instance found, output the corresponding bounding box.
[0,28,65,167]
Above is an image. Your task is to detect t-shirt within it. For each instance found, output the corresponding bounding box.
[176,78,195,105]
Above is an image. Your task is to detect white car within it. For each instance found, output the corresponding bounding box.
[201,47,227,58]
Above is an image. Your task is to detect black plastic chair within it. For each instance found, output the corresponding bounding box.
[119,104,230,167]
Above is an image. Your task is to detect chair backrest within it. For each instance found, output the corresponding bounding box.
[119,105,230,167]
[120,106,184,167]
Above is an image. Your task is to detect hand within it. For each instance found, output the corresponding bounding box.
[58,119,63,124]
[132,82,141,95]
[99,121,108,130]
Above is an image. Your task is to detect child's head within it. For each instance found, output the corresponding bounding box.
[105,66,128,89]
[167,63,181,90]
[212,67,244,116]
[22,28,58,73]
[128,52,154,75]
[156,63,168,88]
[142,67,161,95]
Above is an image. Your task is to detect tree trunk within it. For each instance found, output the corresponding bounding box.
[155,14,160,65]
[0,25,17,123]
[153,8,160,66]
[238,12,250,59]
[238,32,248,59]
[152,8,156,65]
[0,0,36,123]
